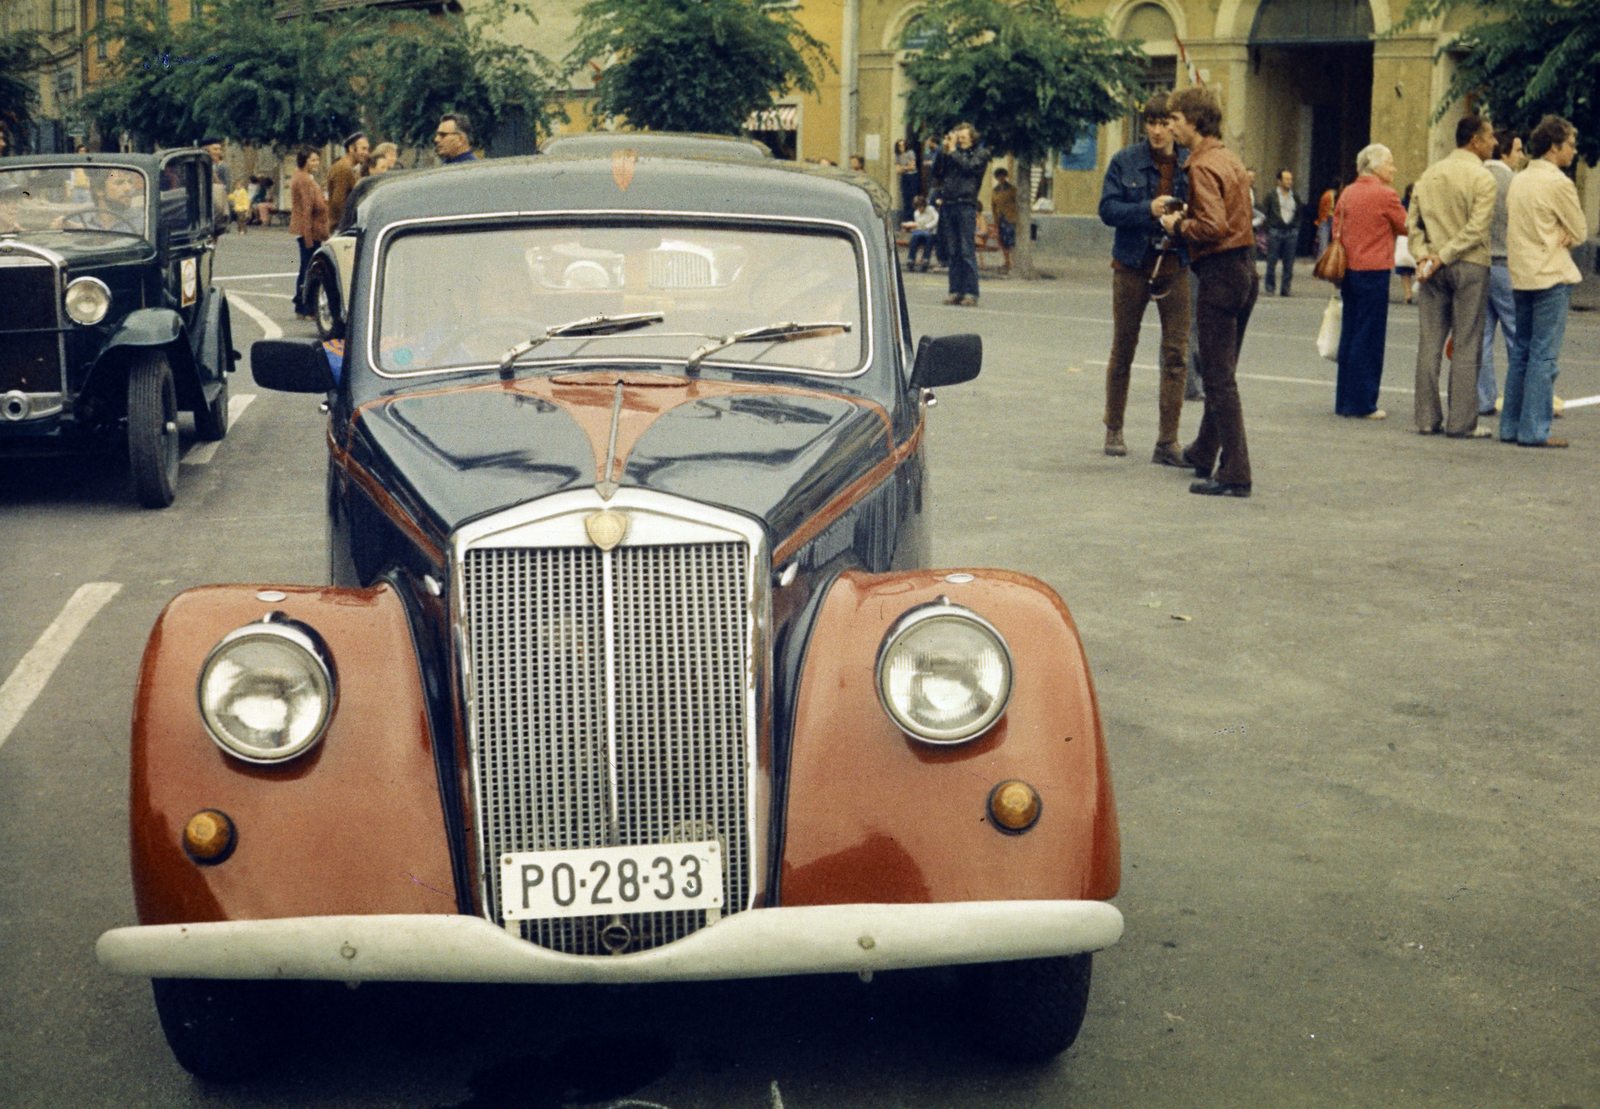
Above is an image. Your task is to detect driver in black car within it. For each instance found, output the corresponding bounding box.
[61,168,146,233]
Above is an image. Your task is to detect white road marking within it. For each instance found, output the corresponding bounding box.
[228,292,281,340]
[0,582,122,750]
[1132,363,1415,395]
[215,272,299,281]
[183,393,257,465]
[1561,394,1600,409]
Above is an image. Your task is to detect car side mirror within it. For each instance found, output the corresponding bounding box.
[252,339,335,393]
[910,333,982,390]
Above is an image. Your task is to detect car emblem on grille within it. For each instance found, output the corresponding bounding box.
[584,510,629,550]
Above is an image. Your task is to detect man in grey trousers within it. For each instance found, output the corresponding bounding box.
[1407,114,1497,438]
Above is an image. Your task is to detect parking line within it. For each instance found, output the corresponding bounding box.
[183,393,257,465]
[215,272,299,281]
[228,292,282,340]
[0,582,122,751]
[1562,394,1600,409]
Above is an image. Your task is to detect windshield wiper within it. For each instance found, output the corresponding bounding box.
[497,312,665,377]
[683,321,852,375]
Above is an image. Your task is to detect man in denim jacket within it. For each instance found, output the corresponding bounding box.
[1097,92,1191,463]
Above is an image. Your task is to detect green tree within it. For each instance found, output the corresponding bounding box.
[1394,0,1600,164]
[0,30,45,151]
[566,0,831,135]
[364,0,566,151]
[899,0,1148,276]
[81,0,563,154]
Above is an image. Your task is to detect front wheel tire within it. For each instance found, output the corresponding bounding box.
[965,953,1093,1062]
[128,351,180,508]
[151,978,290,1082]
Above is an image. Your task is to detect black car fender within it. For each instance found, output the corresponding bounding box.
[92,306,209,413]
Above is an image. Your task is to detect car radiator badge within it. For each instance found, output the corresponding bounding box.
[584,510,629,551]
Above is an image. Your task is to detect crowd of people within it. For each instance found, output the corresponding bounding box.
[1095,87,1586,499]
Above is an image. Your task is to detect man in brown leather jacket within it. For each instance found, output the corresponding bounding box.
[1160,86,1258,497]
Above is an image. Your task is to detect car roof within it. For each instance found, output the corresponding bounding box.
[538,132,773,160]
[358,153,894,231]
[0,150,201,172]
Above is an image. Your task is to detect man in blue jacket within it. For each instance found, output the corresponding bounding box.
[1097,92,1190,463]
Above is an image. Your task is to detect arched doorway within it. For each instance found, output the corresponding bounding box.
[1249,0,1374,253]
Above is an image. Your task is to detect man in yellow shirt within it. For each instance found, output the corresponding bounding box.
[1407,115,1497,438]
[1500,115,1587,448]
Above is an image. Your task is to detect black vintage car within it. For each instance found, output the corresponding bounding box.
[98,145,1123,1080]
[0,150,236,506]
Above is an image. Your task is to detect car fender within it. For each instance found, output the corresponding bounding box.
[191,288,237,380]
[779,569,1119,906]
[129,583,458,927]
[88,308,203,407]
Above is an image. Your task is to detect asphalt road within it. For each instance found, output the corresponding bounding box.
[0,228,1595,1108]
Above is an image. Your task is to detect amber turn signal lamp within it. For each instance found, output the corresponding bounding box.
[183,809,236,864]
[987,780,1041,833]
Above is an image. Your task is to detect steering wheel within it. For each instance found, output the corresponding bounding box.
[60,208,139,234]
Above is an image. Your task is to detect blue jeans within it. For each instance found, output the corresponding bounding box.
[907,230,936,264]
[1479,260,1515,412]
[1500,284,1571,445]
[1334,269,1391,416]
[1264,228,1295,294]
[945,202,980,298]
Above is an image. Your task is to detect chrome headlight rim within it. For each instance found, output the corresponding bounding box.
[63,276,111,325]
[197,618,337,764]
[875,600,1014,745]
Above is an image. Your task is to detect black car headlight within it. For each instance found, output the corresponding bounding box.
[197,619,336,763]
[876,601,1012,744]
[64,276,111,325]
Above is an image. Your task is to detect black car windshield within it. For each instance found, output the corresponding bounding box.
[0,166,148,236]
[376,223,865,377]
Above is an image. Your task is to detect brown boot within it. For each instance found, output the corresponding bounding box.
[1152,442,1186,467]
[1104,430,1127,457]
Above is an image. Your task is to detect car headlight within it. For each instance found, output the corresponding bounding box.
[876,601,1012,744]
[197,619,336,763]
[63,276,111,325]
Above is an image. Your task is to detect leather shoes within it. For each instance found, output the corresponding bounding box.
[1190,478,1251,497]
[1445,427,1495,439]
[1152,443,1187,467]
[1181,447,1211,478]
[1104,430,1127,457]
[1517,437,1569,448]
[943,294,962,305]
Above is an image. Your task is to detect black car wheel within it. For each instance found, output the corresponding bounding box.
[964,953,1093,1062]
[151,977,290,1082]
[128,350,180,508]
[309,265,342,341]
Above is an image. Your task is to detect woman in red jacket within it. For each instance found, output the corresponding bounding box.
[1333,144,1408,418]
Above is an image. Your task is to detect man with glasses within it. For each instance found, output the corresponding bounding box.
[434,114,478,164]
[1096,92,1190,464]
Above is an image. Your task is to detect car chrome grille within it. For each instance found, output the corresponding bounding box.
[462,540,752,955]
[0,261,61,397]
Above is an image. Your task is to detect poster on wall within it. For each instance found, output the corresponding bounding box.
[1059,133,1097,171]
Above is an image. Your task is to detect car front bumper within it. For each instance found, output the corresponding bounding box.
[96,900,1123,983]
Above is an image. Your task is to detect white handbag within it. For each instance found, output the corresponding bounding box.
[1316,294,1341,361]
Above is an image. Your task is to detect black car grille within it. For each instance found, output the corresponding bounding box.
[462,541,753,956]
[0,263,61,396]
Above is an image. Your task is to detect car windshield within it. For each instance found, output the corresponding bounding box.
[376,222,865,377]
[0,166,148,236]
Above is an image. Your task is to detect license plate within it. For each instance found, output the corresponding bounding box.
[499,841,724,921]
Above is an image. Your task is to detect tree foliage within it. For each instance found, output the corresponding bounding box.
[1394,0,1600,164]
[898,0,1147,163]
[566,0,832,135]
[80,0,564,153]
[0,30,46,150]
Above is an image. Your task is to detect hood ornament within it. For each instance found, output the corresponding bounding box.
[585,510,629,551]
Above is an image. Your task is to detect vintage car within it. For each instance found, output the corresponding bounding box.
[95,144,1122,1079]
[0,150,237,506]
[303,170,407,342]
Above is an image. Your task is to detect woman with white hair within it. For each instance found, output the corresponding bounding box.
[1332,142,1408,418]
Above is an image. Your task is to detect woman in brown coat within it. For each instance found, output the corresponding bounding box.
[289,148,328,319]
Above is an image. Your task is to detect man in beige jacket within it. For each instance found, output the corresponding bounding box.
[1408,114,1497,437]
[1500,115,1587,448]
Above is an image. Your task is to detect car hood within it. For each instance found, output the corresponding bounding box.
[344,371,894,553]
[1,231,154,267]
